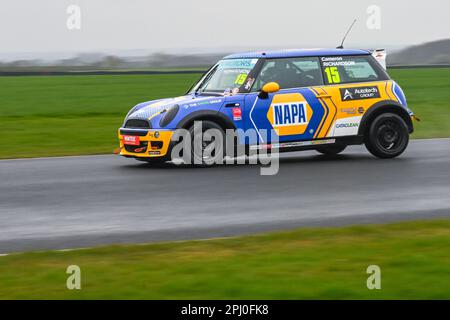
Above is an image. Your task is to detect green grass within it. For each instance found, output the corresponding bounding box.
[0,74,201,159]
[389,68,450,138]
[0,68,449,159]
[1,219,450,299]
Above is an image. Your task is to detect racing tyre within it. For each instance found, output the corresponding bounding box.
[365,113,409,159]
[316,144,346,155]
[188,120,225,166]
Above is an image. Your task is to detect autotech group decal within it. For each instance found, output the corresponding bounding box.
[340,86,380,101]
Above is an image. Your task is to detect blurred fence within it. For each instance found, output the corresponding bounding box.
[0,70,205,76]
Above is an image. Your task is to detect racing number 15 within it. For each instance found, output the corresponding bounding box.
[324,67,341,84]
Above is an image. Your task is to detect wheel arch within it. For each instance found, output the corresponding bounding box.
[176,110,236,131]
[358,100,414,137]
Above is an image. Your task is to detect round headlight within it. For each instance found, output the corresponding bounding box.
[159,104,180,128]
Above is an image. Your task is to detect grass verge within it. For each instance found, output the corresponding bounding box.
[0,74,199,159]
[389,68,450,138]
[1,219,450,299]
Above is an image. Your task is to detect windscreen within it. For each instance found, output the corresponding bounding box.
[193,58,259,94]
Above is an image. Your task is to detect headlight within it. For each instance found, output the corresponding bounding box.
[159,104,180,127]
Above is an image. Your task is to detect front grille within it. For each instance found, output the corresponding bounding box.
[124,119,151,129]
[150,141,164,150]
[124,141,148,153]
[120,129,148,136]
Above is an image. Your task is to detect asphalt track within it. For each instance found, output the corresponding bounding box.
[1,138,450,253]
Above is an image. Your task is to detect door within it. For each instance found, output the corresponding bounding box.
[243,57,330,144]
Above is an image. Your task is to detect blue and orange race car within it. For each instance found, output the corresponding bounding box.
[118,48,416,164]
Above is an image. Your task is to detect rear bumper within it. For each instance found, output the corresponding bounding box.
[117,128,173,158]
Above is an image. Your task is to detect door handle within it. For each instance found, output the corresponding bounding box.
[317,94,331,99]
[225,103,241,108]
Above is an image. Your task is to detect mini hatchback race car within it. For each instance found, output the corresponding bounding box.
[118,48,416,164]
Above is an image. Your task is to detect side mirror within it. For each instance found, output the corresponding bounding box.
[259,82,280,99]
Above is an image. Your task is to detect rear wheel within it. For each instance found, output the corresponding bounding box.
[316,144,346,156]
[188,120,225,166]
[365,113,409,159]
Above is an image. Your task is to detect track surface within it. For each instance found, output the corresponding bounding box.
[1,139,450,253]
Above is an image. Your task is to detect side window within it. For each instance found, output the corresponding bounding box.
[252,57,323,91]
[321,56,386,84]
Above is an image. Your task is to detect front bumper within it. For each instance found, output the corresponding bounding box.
[117,128,173,158]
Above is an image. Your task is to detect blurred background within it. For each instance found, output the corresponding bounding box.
[1,0,449,69]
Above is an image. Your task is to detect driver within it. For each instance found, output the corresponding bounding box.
[260,60,300,89]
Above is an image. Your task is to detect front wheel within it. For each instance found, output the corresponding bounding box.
[365,113,409,159]
[188,120,226,166]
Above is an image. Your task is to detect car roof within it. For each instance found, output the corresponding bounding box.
[224,48,370,59]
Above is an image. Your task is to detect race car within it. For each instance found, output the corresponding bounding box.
[118,48,416,164]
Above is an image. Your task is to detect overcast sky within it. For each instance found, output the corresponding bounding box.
[0,0,448,60]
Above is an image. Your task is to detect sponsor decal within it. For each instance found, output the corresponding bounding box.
[340,107,357,115]
[184,99,223,109]
[331,115,362,137]
[123,135,140,146]
[272,102,308,127]
[340,86,380,101]
[342,89,354,100]
[336,123,359,129]
[266,93,313,136]
[134,146,146,153]
[250,139,336,150]
[219,59,258,69]
[310,139,335,145]
[321,56,356,67]
[244,77,255,91]
[232,107,242,121]
[184,103,197,109]
[148,151,161,155]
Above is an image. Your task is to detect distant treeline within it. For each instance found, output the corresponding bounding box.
[1,65,449,77]
[0,70,206,77]
[0,52,225,72]
[1,39,449,74]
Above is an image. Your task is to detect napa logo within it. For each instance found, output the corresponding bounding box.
[267,94,313,136]
[273,102,308,127]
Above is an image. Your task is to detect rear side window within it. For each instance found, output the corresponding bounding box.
[321,55,388,84]
[252,57,323,91]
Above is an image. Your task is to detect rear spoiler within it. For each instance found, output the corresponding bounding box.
[369,49,387,70]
